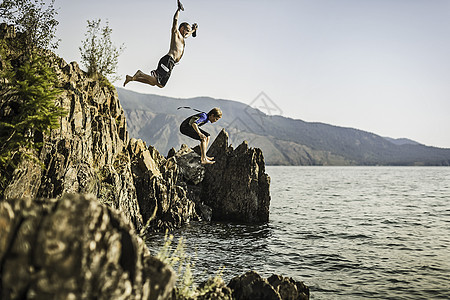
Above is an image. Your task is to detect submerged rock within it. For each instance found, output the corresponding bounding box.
[0,194,175,299]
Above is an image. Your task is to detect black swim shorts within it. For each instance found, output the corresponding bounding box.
[154,55,176,87]
[180,119,210,141]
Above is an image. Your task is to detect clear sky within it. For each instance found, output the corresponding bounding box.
[54,0,450,148]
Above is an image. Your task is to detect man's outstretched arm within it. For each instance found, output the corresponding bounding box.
[172,0,183,32]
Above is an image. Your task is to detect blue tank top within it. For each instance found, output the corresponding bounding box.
[189,112,209,127]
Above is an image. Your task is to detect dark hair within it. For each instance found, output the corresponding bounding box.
[179,22,190,31]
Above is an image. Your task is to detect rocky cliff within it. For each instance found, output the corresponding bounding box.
[2,56,145,228]
[0,22,270,232]
[1,22,142,228]
[128,138,197,232]
[0,24,311,299]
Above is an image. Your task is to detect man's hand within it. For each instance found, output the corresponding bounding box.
[192,23,198,37]
[178,0,184,11]
[199,132,206,141]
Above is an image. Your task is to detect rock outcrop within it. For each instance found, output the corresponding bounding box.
[1,24,271,231]
[1,23,143,230]
[35,60,143,228]
[200,129,271,223]
[228,271,310,300]
[128,139,197,232]
[168,132,271,224]
[0,194,175,299]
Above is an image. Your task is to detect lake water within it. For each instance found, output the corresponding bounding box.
[146,167,450,299]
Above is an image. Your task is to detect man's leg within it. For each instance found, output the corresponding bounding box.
[123,70,162,88]
[204,136,214,161]
[200,136,214,164]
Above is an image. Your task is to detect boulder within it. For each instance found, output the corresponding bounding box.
[228,271,309,300]
[0,194,175,299]
[267,274,310,300]
[228,271,280,300]
[174,145,205,186]
[171,145,212,222]
[129,138,198,232]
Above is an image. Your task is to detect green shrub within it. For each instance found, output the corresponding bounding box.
[0,51,66,194]
[79,19,124,83]
[156,232,197,299]
[155,232,227,300]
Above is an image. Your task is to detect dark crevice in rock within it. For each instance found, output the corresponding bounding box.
[0,216,24,296]
[109,209,137,284]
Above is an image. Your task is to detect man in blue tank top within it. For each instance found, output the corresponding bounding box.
[180,108,222,164]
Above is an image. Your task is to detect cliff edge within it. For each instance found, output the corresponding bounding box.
[0,23,310,300]
[0,22,270,232]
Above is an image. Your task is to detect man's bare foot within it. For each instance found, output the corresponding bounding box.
[206,156,214,161]
[123,75,133,87]
[201,159,215,165]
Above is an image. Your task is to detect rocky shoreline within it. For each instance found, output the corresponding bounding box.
[0,24,309,299]
[0,194,309,299]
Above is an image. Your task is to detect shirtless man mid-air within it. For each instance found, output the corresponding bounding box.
[123,0,197,88]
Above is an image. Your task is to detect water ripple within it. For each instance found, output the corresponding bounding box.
[146,167,450,300]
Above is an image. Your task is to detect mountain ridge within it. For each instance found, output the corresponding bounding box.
[116,88,450,166]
